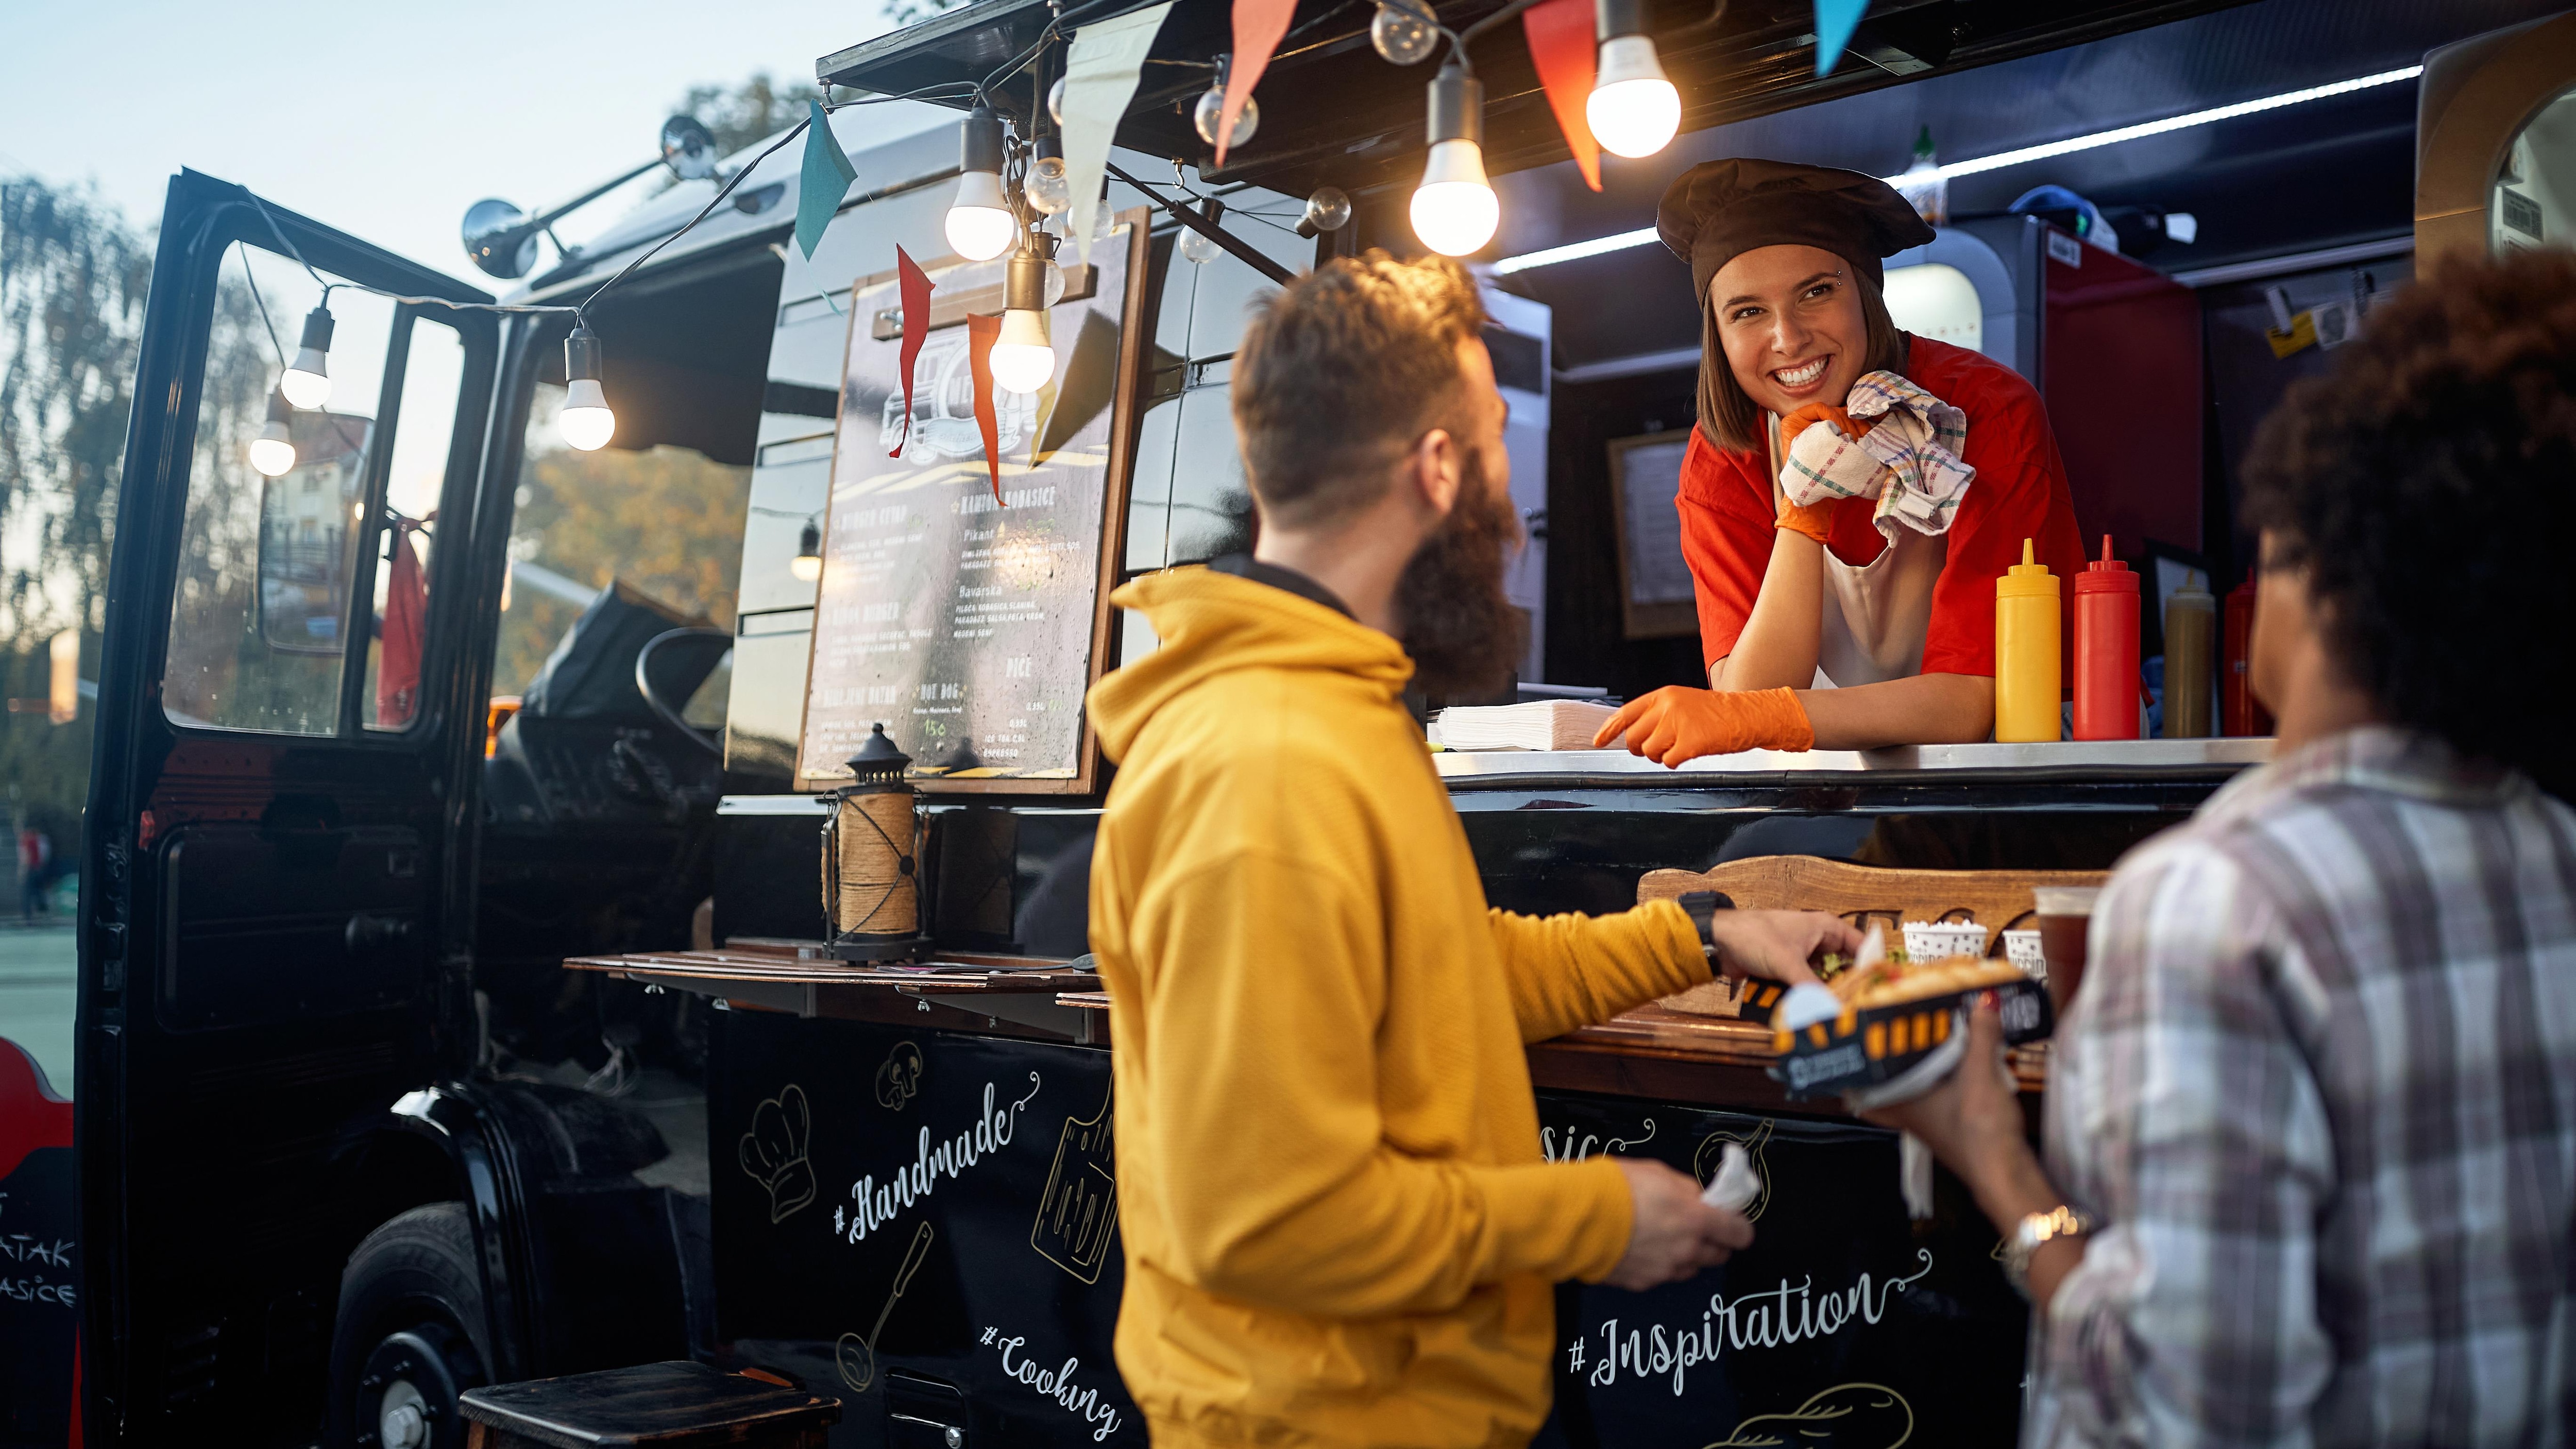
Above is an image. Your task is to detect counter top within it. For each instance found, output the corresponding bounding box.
[1435,736,2270,787]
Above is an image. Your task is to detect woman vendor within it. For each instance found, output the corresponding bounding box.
[1596,159,2089,764]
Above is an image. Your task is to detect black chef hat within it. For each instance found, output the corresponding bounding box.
[1656,158,1935,309]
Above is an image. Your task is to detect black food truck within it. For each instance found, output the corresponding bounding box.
[45,1,2576,1444]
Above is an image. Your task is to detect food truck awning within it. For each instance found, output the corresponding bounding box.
[817,0,2267,195]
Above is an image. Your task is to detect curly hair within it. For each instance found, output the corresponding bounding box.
[1232,249,1488,529]
[2240,248,2576,781]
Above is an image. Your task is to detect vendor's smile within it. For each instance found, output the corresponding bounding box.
[1770,356,1833,391]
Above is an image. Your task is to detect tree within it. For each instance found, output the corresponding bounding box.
[673,73,828,166]
[885,0,971,28]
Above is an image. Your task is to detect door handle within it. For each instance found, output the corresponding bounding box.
[345,912,417,952]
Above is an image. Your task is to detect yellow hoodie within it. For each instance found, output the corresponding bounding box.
[1086,566,1711,1448]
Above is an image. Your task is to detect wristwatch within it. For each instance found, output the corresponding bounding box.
[2001,1205,2093,1298]
[1676,890,1736,971]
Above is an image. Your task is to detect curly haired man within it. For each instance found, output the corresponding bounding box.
[1876,249,2576,1446]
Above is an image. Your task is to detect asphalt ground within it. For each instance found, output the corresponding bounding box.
[0,923,76,1097]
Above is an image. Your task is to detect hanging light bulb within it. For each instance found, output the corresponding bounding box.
[1048,75,1067,128]
[946,107,1018,261]
[1025,137,1071,216]
[279,303,334,410]
[248,388,297,477]
[1587,0,1681,159]
[791,518,824,582]
[1412,63,1499,257]
[1371,0,1440,65]
[989,237,1059,394]
[1192,58,1259,149]
[1179,198,1225,265]
[1296,186,1353,237]
[559,322,616,451]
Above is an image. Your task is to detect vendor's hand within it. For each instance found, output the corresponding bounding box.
[1591,686,1816,766]
[1707,910,1865,988]
[1856,998,2031,1202]
[1775,490,1839,545]
[1777,402,1857,454]
[1605,1157,1752,1290]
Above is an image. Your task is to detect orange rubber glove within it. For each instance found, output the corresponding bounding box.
[1590,686,1816,766]
[1774,404,1873,545]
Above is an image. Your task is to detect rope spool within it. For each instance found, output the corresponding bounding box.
[823,788,919,937]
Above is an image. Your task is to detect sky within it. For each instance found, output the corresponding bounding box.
[0,0,940,285]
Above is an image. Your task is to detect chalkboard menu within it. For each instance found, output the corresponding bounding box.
[795,211,1152,794]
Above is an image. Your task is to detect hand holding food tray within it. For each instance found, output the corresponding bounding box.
[1736,926,2054,1104]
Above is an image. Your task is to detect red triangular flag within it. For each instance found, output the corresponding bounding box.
[967,312,1004,505]
[890,245,935,458]
[1216,0,1295,169]
[1523,0,1601,192]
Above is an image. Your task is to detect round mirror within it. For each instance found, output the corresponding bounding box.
[461,198,539,280]
[662,115,722,182]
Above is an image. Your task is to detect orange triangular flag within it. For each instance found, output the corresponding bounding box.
[890,245,935,458]
[1524,0,1601,192]
[1216,0,1296,168]
[967,312,1004,505]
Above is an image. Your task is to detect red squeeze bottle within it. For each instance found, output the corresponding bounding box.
[2223,575,2276,736]
[2073,535,2140,740]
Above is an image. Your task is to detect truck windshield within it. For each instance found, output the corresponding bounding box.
[493,381,748,731]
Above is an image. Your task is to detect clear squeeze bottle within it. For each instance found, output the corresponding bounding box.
[2073,535,2139,740]
[1995,539,2061,743]
[2163,570,2215,738]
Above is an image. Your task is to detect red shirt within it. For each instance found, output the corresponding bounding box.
[1676,335,2088,678]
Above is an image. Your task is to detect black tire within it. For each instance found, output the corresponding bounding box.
[327,1203,493,1449]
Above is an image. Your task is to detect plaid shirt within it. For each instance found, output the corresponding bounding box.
[2029,726,2576,1447]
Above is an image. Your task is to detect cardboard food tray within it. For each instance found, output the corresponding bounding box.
[1737,971,2055,1101]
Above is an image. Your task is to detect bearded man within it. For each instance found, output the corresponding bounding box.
[1084,251,1858,1448]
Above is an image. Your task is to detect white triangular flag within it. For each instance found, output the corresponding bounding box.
[1062,1,1173,265]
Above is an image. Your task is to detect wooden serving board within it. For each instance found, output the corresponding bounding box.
[1640,855,2110,1017]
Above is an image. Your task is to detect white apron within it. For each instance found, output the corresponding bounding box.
[1766,414,1946,689]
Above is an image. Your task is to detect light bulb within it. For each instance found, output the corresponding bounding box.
[1372,1,1439,65]
[560,379,616,451]
[1587,36,1681,158]
[249,390,296,477]
[1025,155,1071,216]
[1413,140,1498,256]
[558,322,614,451]
[1179,197,1225,265]
[791,519,823,582]
[946,169,1018,261]
[990,309,1056,394]
[1048,76,1066,127]
[947,107,1016,261]
[1297,185,1353,238]
[1193,84,1258,149]
[279,304,335,409]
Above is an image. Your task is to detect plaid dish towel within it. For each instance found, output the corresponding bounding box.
[1779,370,1974,545]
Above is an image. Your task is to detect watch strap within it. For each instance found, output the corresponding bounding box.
[1675,890,1735,969]
[2002,1205,2093,1298]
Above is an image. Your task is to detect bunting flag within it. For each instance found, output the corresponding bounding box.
[889,246,935,458]
[796,101,858,260]
[1522,0,1601,192]
[1815,0,1868,76]
[1215,0,1295,169]
[967,312,1004,504]
[1062,1,1174,264]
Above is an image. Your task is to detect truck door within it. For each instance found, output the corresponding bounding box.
[76,171,502,1441]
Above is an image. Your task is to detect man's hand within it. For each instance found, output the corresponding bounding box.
[1856,999,2032,1204]
[1706,910,1864,989]
[1591,686,1816,765]
[1604,1158,1752,1290]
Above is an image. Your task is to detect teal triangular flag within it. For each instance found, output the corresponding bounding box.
[796,100,858,261]
[1814,0,1867,75]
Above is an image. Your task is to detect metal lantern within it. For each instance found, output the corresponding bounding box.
[821,723,929,962]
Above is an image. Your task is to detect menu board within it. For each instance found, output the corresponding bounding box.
[796,211,1150,794]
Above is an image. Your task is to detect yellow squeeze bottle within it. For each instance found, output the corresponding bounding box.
[1995,538,2061,742]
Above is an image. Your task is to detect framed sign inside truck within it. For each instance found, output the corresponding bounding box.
[794,208,1153,796]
